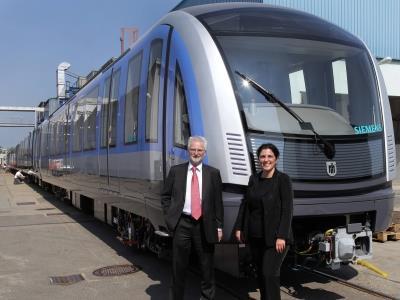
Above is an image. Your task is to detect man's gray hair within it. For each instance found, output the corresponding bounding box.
[188,136,208,151]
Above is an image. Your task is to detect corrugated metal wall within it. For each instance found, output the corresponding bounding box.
[262,0,400,60]
[173,0,399,60]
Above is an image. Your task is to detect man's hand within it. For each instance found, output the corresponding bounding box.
[235,230,242,243]
[276,238,286,253]
[217,229,223,242]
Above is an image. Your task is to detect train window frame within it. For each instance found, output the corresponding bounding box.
[83,86,99,151]
[124,51,143,145]
[145,39,163,143]
[173,63,191,149]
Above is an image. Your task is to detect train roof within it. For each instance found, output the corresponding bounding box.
[178,3,363,48]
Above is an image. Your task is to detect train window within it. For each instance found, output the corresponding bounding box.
[57,117,64,155]
[64,106,70,155]
[101,71,120,148]
[332,59,350,122]
[72,101,84,152]
[289,69,307,104]
[173,64,191,148]
[101,76,111,148]
[40,125,48,161]
[109,70,120,146]
[50,121,56,156]
[145,39,163,143]
[83,87,99,151]
[125,52,143,144]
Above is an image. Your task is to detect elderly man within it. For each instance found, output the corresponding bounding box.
[161,136,223,300]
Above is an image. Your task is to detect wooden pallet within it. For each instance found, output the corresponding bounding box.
[387,223,400,233]
[373,231,400,242]
[373,223,400,242]
[393,211,400,224]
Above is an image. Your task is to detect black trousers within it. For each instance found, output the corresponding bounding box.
[249,238,289,300]
[170,215,215,300]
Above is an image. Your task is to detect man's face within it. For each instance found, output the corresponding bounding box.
[188,140,206,166]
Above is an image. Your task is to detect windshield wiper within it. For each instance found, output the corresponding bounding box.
[235,70,335,160]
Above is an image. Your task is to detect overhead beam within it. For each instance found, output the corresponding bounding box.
[0,106,44,112]
[0,123,35,127]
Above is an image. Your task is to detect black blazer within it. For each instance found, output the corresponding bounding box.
[161,162,223,243]
[234,169,293,247]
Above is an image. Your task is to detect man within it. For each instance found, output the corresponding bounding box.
[161,136,223,300]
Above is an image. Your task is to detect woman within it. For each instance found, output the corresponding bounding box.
[234,143,293,300]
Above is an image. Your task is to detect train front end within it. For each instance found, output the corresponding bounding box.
[183,4,395,271]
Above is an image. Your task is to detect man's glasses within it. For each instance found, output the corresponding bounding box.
[189,148,205,153]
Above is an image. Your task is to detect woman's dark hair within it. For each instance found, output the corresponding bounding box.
[256,143,280,159]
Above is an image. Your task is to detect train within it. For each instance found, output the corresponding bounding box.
[9,3,395,275]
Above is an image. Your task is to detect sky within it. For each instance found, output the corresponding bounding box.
[0,0,180,148]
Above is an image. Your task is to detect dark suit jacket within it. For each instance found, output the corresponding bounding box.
[161,162,223,243]
[234,169,293,247]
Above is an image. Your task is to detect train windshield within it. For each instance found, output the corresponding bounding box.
[198,9,382,136]
[221,36,382,136]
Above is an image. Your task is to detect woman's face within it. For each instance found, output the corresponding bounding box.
[259,148,277,174]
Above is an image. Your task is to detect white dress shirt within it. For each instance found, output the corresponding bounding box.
[182,163,203,215]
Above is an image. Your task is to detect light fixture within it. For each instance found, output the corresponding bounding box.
[378,56,392,65]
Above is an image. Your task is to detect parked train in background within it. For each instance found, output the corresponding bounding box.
[9,3,395,275]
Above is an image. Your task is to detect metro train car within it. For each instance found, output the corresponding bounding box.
[14,3,395,275]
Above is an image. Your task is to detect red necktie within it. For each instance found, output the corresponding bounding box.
[191,167,202,220]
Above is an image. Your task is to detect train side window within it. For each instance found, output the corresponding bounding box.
[145,39,163,143]
[58,116,64,155]
[64,105,70,155]
[109,70,120,147]
[41,124,48,157]
[84,87,99,151]
[50,121,56,156]
[125,52,143,144]
[72,101,84,152]
[101,77,111,148]
[173,64,191,148]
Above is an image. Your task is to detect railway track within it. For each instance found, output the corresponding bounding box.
[211,264,398,300]
[279,265,397,300]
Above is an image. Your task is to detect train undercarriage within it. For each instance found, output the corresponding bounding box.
[23,171,375,277]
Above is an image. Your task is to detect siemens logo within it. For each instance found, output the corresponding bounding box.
[354,124,382,134]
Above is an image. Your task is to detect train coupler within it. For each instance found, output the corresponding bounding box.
[319,224,372,270]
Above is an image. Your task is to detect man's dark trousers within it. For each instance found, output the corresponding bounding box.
[171,215,215,300]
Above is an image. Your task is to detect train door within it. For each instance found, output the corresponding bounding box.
[139,27,171,227]
[99,68,121,193]
[164,29,204,176]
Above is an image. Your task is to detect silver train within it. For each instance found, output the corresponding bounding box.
[10,3,395,275]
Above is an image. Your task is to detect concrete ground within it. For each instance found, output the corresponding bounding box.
[0,173,236,300]
[1,171,399,300]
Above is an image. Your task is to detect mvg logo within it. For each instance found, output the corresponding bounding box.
[326,161,337,177]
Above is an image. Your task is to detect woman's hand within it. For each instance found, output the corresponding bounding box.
[235,230,242,243]
[276,238,286,253]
